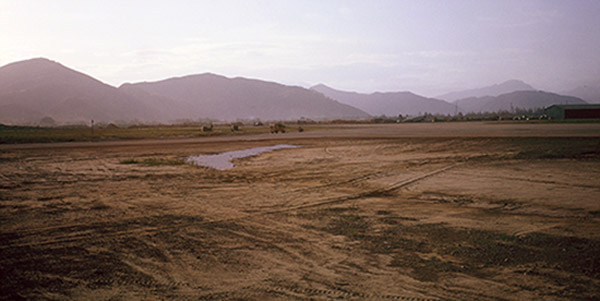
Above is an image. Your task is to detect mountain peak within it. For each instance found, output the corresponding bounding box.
[311,83,331,90]
[496,79,533,89]
[455,90,587,113]
[438,80,535,102]
[22,57,56,64]
[0,58,167,125]
[1,57,61,70]
[501,79,527,85]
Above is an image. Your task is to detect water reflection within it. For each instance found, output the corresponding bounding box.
[186,144,299,170]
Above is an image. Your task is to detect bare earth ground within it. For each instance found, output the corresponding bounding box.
[1,122,599,300]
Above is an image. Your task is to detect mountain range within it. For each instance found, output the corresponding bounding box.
[122,74,368,122]
[562,84,600,104]
[311,84,456,116]
[453,90,587,113]
[0,58,368,125]
[0,58,591,125]
[310,83,586,116]
[0,58,165,125]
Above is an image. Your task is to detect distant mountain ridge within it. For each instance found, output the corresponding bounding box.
[0,58,369,125]
[438,80,535,102]
[123,74,369,121]
[311,84,456,116]
[562,84,600,104]
[0,58,166,124]
[454,90,587,113]
[0,58,592,125]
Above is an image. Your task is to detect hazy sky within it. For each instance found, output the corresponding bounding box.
[1,0,599,96]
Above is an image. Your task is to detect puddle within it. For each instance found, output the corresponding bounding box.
[186,144,299,170]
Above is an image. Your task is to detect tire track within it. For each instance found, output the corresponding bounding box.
[0,163,461,249]
[255,162,462,215]
[451,170,599,189]
[190,285,440,300]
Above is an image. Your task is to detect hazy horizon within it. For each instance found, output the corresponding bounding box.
[2,0,599,96]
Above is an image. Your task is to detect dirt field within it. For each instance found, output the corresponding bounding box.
[1,122,599,300]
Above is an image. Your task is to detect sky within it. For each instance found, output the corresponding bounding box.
[1,0,599,96]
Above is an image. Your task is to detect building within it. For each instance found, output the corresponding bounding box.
[545,104,600,120]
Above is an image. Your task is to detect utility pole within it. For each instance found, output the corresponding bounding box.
[91,119,94,135]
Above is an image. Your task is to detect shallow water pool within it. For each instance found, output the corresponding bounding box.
[185,144,299,170]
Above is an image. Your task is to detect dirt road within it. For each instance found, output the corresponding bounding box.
[1,122,599,300]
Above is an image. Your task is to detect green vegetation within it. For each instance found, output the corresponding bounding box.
[0,123,328,144]
[496,119,600,124]
[0,124,246,144]
[119,159,139,164]
[508,137,600,159]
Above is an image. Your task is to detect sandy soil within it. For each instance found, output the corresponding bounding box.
[1,122,599,300]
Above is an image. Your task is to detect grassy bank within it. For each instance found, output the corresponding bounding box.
[0,124,281,144]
